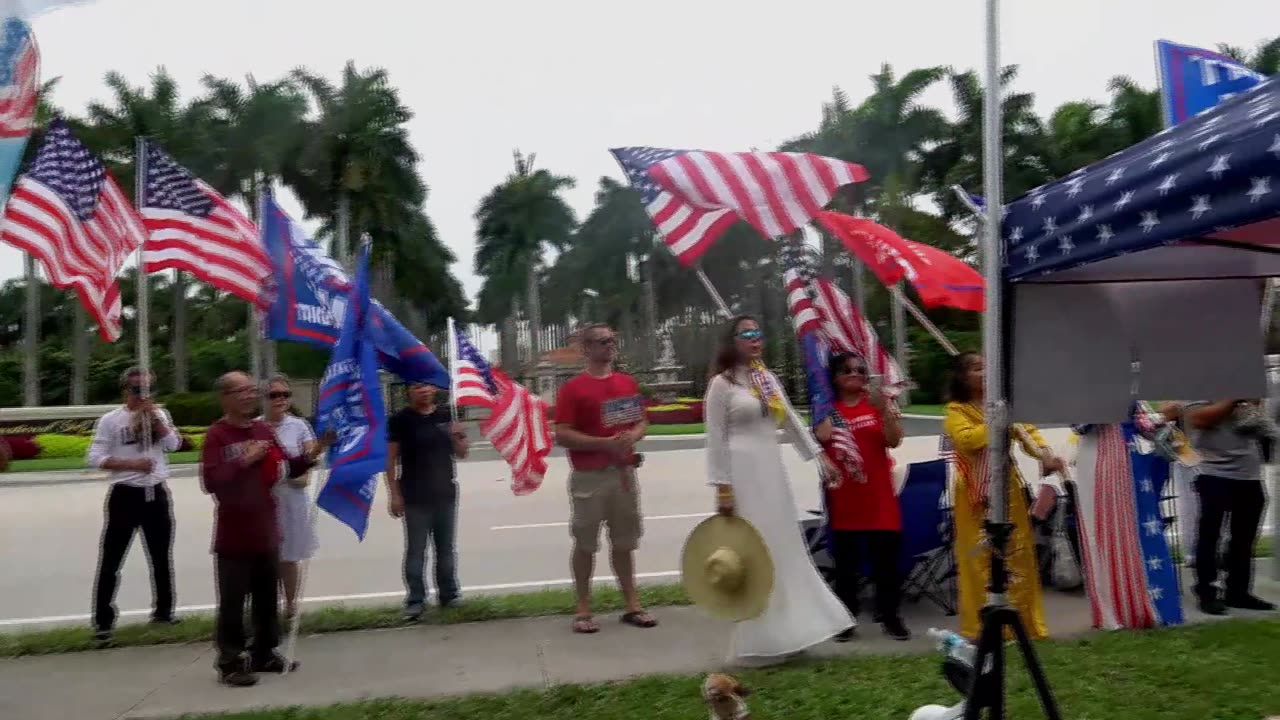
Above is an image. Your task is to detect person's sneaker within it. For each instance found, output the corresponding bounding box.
[91,630,114,649]
[1225,594,1277,611]
[250,653,299,674]
[403,603,425,622]
[439,596,462,610]
[1198,597,1229,616]
[834,627,855,643]
[882,618,912,641]
[150,615,181,626]
[218,661,258,687]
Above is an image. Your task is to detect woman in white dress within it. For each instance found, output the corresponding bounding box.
[262,374,322,619]
[704,315,854,663]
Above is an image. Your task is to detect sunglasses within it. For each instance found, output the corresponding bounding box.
[737,329,764,340]
[268,391,292,400]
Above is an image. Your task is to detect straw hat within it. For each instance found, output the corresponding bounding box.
[681,515,774,621]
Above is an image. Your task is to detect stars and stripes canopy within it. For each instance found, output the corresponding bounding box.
[816,211,985,311]
[139,140,271,304]
[0,118,144,340]
[1003,76,1280,282]
[451,324,551,496]
[0,16,38,139]
[610,146,869,264]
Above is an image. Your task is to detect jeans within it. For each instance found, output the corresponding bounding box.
[92,483,175,631]
[829,529,903,622]
[1193,475,1266,601]
[403,500,459,607]
[214,551,279,669]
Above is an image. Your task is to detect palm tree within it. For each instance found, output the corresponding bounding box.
[1105,76,1163,149]
[473,150,576,365]
[1218,36,1280,76]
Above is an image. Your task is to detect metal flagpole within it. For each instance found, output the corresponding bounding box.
[695,266,733,319]
[22,255,38,406]
[962,2,1060,717]
[135,137,154,453]
[446,316,460,423]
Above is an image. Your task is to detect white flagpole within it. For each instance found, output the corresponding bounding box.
[446,316,459,422]
[134,137,153,454]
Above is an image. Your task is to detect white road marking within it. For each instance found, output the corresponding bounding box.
[491,512,708,531]
[0,571,682,628]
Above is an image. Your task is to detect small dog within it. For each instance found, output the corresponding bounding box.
[702,673,751,720]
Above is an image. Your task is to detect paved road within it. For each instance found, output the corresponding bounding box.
[0,422,1082,630]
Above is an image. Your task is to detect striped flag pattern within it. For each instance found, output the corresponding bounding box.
[139,141,270,304]
[452,325,552,495]
[610,146,869,264]
[0,17,38,139]
[0,118,144,340]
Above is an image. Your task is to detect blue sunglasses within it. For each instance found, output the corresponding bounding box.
[737,329,764,340]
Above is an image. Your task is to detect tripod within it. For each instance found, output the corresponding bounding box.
[960,481,1062,719]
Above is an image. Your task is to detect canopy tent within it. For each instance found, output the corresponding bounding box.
[1001,76,1280,424]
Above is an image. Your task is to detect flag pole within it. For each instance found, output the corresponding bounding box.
[694,266,732,319]
[960,1,1060,717]
[446,316,459,423]
[135,137,153,452]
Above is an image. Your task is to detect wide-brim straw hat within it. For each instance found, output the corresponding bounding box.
[681,515,774,622]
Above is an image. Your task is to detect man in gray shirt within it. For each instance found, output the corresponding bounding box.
[1185,400,1276,615]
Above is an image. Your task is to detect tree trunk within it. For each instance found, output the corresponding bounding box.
[526,261,542,365]
[23,255,39,406]
[71,303,88,405]
[337,191,352,269]
[172,271,188,392]
[643,257,658,369]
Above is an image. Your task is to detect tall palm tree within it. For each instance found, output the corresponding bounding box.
[473,150,576,364]
[1218,36,1280,76]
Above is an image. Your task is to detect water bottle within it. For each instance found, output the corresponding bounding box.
[927,628,976,667]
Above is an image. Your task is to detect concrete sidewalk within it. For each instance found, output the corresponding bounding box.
[3,569,1278,720]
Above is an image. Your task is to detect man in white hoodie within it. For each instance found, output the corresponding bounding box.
[86,367,183,647]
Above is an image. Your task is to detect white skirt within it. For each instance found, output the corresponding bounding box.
[276,483,318,562]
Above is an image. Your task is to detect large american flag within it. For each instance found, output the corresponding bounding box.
[610,147,869,264]
[452,325,552,495]
[0,118,143,340]
[139,140,270,304]
[0,18,38,139]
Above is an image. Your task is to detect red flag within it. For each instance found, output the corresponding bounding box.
[816,211,985,312]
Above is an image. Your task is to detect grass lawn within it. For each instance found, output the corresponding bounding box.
[0,583,690,658]
[6,451,200,473]
[184,618,1280,720]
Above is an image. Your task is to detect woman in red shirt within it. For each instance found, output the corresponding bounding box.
[815,351,908,641]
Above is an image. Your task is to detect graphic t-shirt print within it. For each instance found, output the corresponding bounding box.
[601,394,644,429]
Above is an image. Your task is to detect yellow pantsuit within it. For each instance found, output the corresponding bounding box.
[943,401,1050,641]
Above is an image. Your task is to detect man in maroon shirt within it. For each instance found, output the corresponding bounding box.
[554,324,656,634]
[201,371,320,687]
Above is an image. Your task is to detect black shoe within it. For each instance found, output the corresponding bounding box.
[403,603,425,622]
[91,630,114,649]
[1225,594,1277,611]
[882,618,912,641]
[1198,597,1228,616]
[150,615,181,626]
[218,662,258,687]
[250,653,300,674]
[834,628,855,643]
[439,596,461,610]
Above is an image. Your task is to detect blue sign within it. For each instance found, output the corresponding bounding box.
[1156,40,1267,127]
[314,242,387,540]
[259,190,449,388]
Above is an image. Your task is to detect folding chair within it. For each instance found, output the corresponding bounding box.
[898,459,957,615]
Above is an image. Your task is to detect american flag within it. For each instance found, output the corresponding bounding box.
[139,140,270,304]
[610,146,869,264]
[0,18,38,139]
[451,325,552,495]
[937,433,955,462]
[779,242,864,481]
[0,118,144,340]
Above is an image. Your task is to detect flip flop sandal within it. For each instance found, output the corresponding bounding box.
[620,611,658,628]
[572,615,600,634]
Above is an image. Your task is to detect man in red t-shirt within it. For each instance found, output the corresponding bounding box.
[554,323,656,634]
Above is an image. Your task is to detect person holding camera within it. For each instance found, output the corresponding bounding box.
[554,323,655,634]
[1185,399,1278,615]
[86,367,183,648]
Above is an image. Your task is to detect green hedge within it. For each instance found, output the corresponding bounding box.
[34,434,91,459]
[155,393,223,426]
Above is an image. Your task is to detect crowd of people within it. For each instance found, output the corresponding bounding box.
[77,316,1277,686]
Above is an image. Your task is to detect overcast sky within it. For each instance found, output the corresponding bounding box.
[4,0,1276,306]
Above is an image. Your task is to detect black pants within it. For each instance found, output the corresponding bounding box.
[830,529,903,622]
[214,552,280,669]
[92,483,175,631]
[1194,476,1266,601]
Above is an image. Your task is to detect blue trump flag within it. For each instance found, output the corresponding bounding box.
[314,241,386,540]
[1156,40,1267,126]
[0,15,38,205]
[259,190,449,388]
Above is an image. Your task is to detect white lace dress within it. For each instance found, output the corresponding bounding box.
[704,369,855,660]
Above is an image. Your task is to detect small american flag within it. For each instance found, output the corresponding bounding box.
[452,325,552,495]
[610,146,868,264]
[139,140,270,304]
[0,18,38,139]
[937,433,955,462]
[0,118,144,340]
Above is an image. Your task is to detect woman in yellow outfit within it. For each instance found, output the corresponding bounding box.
[943,352,1065,641]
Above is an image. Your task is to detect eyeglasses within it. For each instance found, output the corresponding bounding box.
[837,365,868,377]
[222,385,257,396]
[736,329,764,340]
[268,391,292,400]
